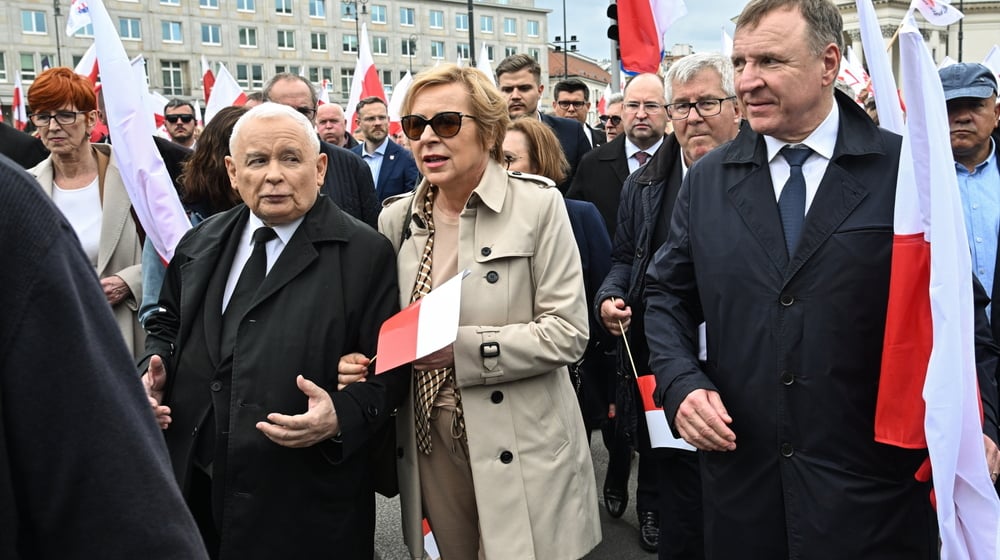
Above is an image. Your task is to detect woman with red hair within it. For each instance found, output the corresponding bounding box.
[27,67,145,357]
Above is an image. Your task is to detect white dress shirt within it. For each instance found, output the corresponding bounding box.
[222,213,304,312]
[763,104,839,216]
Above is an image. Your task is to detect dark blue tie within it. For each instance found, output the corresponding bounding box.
[778,146,812,257]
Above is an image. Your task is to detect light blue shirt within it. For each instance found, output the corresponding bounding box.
[956,137,999,311]
[362,138,389,187]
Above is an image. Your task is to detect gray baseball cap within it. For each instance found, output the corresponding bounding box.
[939,63,998,101]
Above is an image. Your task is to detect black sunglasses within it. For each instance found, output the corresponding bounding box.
[400,112,476,141]
[599,114,622,126]
[165,114,195,124]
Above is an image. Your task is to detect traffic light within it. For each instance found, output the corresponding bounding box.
[607,2,619,42]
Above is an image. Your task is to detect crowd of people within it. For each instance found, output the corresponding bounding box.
[3,0,1000,558]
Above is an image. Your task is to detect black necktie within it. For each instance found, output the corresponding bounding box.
[221,226,277,356]
[635,151,650,166]
[778,146,812,257]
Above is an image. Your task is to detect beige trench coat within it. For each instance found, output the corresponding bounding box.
[379,161,602,560]
[30,144,145,358]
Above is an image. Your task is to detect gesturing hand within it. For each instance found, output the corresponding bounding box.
[257,375,339,448]
[674,389,736,452]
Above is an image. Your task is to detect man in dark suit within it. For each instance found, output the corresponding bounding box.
[567,73,667,240]
[0,121,48,169]
[141,103,408,559]
[350,96,419,202]
[264,73,379,228]
[553,78,606,147]
[644,1,998,558]
[496,54,591,191]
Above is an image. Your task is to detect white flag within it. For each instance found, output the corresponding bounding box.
[477,43,496,86]
[721,28,733,57]
[66,0,92,36]
[982,45,1000,80]
[856,0,905,134]
[910,0,964,26]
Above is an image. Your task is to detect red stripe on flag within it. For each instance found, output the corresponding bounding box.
[636,375,660,411]
[362,65,386,102]
[375,299,422,375]
[618,0,662,74]
[875,232,931,448]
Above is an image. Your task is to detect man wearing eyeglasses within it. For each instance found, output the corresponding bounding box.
[553,78,606,148]
[599,94,625,142]
[350,97,419,202]
[164,99,197,149]
[263,73,379,228]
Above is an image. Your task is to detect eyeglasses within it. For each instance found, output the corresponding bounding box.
[293,106,316,120]
[556,100,586,109]
[164,114,195,124]
[599,114,622,126]
[624,102,665,114]
[29,110,88,127]
[400,112,477,141]
[665,97,737,120]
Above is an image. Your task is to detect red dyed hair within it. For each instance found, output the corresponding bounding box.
[27,67,97,113]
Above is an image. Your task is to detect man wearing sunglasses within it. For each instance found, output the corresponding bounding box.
[553,78,606,148]
[164,99,197,149]
[600,94,625,142]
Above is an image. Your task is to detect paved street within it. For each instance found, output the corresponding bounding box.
[374,437,656,560]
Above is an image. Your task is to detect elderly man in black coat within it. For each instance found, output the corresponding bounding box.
[141,103,407,559]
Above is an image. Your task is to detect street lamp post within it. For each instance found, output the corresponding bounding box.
[552,0,578,80]
[53,0,63,67]
[408,34,417,75]
[341,0,368,43]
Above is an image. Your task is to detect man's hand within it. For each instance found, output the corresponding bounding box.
[257,375,339,448]
[101,275,132,306]
[675,389,736,451]
[142,355,171,429]
[338,353,371,391]
[413,344,454,371]
[986,435,1000,484]
[600,297,632,336]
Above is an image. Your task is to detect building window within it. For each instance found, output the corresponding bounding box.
[277,29,295,49]
[457,43,470,61]
[528,48,540,61]
[400,7,414,26]
[201,24,221,45]
[275,64,300,75]
[161,0,179,5]
[340,3,354,20]
[0,54,7,82]
[370,4,386,24]
[237,0,256,11]
[311,31,327,51]
[340,68,353,95]
[20,53,36,81]
[239,27,258,48]
[480,15,493,33]
[162,21,183,43]
[485,45,495,61]
[401,37,416,57]
[236,63,264,89]
[527,20,539,37]
[119,18,141,40]
[504,18,516,35]
[21,11,47,34]
[309,0,326,18]
[430,40,444,60]
[505,46,516,57]
[429,10,443,29]
[381,69,392,88]
[456,13,468,31]
[372,36,388,55]
[200,0,219,8]
[275,0,292,15]
[309,66,332,84]
[161,61,184,96]
[342,34,358,54]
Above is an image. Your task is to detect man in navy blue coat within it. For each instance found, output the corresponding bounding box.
[350,96,420,202]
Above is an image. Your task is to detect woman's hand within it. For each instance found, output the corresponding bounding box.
[101,275,132,306]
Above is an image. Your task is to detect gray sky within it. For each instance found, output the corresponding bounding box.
[533,0,750,62]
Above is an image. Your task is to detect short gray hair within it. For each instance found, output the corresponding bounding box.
[607,92,624,106]
[229,102,320,155]
[665,53,736,102]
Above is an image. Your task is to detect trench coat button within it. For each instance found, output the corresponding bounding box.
[780,371,794,385]
[367,405,379,417]
[636,246,644,258]
[491,391,503,404]
[499,450,514,464]
[779,294,794,306]
[780,443,794,457]
[396,446,404,458]
[481,247,492,257]
[486,271,499,284]
[209,380,223,392]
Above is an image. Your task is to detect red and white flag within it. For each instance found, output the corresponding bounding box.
[203,62,247,125]
[201,55,215,105]
[387,71,412,138]
[66,0,92,36]
[194,99,203,127]
[596,83,612,116]
[422,519,441,560]
[318,80,331,106]
[12,75,28,131]
[910,0,964,26]
[73,43,99,86]
[87,0,190,263]
[374,270,467,375]
[877,16,1000,559]
[617,0,688,74]
[636,375,695,451]
[345,23,387,131]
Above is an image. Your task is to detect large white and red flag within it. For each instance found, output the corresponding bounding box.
[87,0,190,262]
[73,43,99,86]
[203,62,247,125]
[910,0,964,26]
[617,0,688,74]
[345,22,387,132]
[876,15,1000,559]
[374,270,467,375]
[12,75,28,131]
[201,55,215,104]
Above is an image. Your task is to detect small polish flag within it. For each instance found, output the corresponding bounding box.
[374,270,467,375]
[74,43,99,86]
[422,519,441,560]
[318,79,331,105]
[596,83,612,116]
[203,63,248,125]
[387,71,412,138]
[201,56,215,105]
[636,375,695,451]
[12,75,28,131]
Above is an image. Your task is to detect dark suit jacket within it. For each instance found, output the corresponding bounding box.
[319,138,380,228]
[143,197,408,559]
[565,134,632,239]
[587,124,607,148]
[0,124,47,169]
[351,139,420,202]
[540,112,592,192]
